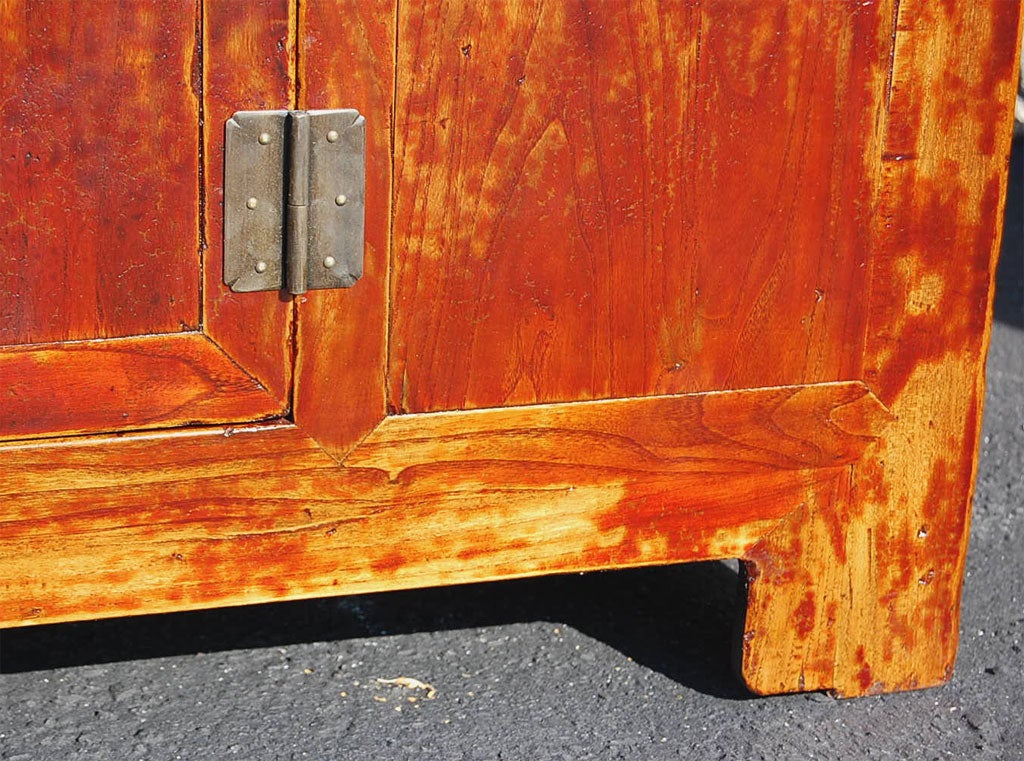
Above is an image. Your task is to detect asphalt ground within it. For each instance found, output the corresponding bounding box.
[1,139,1021,761]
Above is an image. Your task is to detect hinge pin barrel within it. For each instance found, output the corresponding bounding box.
[286,111,311,295]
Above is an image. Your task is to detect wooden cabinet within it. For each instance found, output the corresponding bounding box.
[2,1,1020,697]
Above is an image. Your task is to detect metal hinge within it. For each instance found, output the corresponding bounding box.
[223,109,365,294]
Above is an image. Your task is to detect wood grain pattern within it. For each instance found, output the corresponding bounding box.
[0,333,284,440]
[0,0,1017,701]
[741,0,1023,697]
[345,382,892,477]
[388,1,885,413]
[0,423,328,498]
[1,380,881,627]
[0,0,200,345]
[201,0,294,405]
[293,0,394,458]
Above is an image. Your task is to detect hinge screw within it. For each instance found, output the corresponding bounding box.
[326,130,340,143]
[245,197,258,210]
[254,260,268,273]
[258,132,272,145]
[335,194,347,206]
[323,256,336,268]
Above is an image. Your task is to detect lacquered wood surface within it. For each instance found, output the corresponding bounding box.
[741,0,1023,697]
[0,0,294,435]
[0,0,200,345]
[388,1,882,413]
[0,0,1018,701]
[201,0,294,405]
[0,334,283,440]
[345,382,891,477]
[293,0,394,458]
[0,378,884,627]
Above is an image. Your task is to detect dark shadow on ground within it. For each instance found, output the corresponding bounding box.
[995,136,1023,328]
[0,561,751,700]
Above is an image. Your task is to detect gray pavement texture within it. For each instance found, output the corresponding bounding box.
[1,140,1022,761]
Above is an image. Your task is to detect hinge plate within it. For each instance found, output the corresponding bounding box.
[224,109,365,294]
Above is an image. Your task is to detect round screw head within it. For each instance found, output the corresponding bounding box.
[254,260,268,273]
[323,256,337,269]
[335,194,347,206]
[258,132,272,145]
[245,197,258,210]
[326,130,339,143]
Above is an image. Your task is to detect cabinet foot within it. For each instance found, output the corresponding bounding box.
[740,437,972,697]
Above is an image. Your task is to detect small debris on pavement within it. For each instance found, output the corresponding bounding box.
[376,677,438,699]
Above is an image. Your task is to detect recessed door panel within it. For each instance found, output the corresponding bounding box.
[1,0,201,346]
[389,1,887,413]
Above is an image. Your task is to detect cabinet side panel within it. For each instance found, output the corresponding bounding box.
[388,1,890,413]
[293,0,395,457]
[202,0,294,405]
[0,0,200,345]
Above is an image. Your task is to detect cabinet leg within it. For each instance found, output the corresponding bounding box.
[739,401,977,697]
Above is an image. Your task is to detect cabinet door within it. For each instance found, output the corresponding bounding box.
[2,1,1020,699]
[1,1,293,440]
